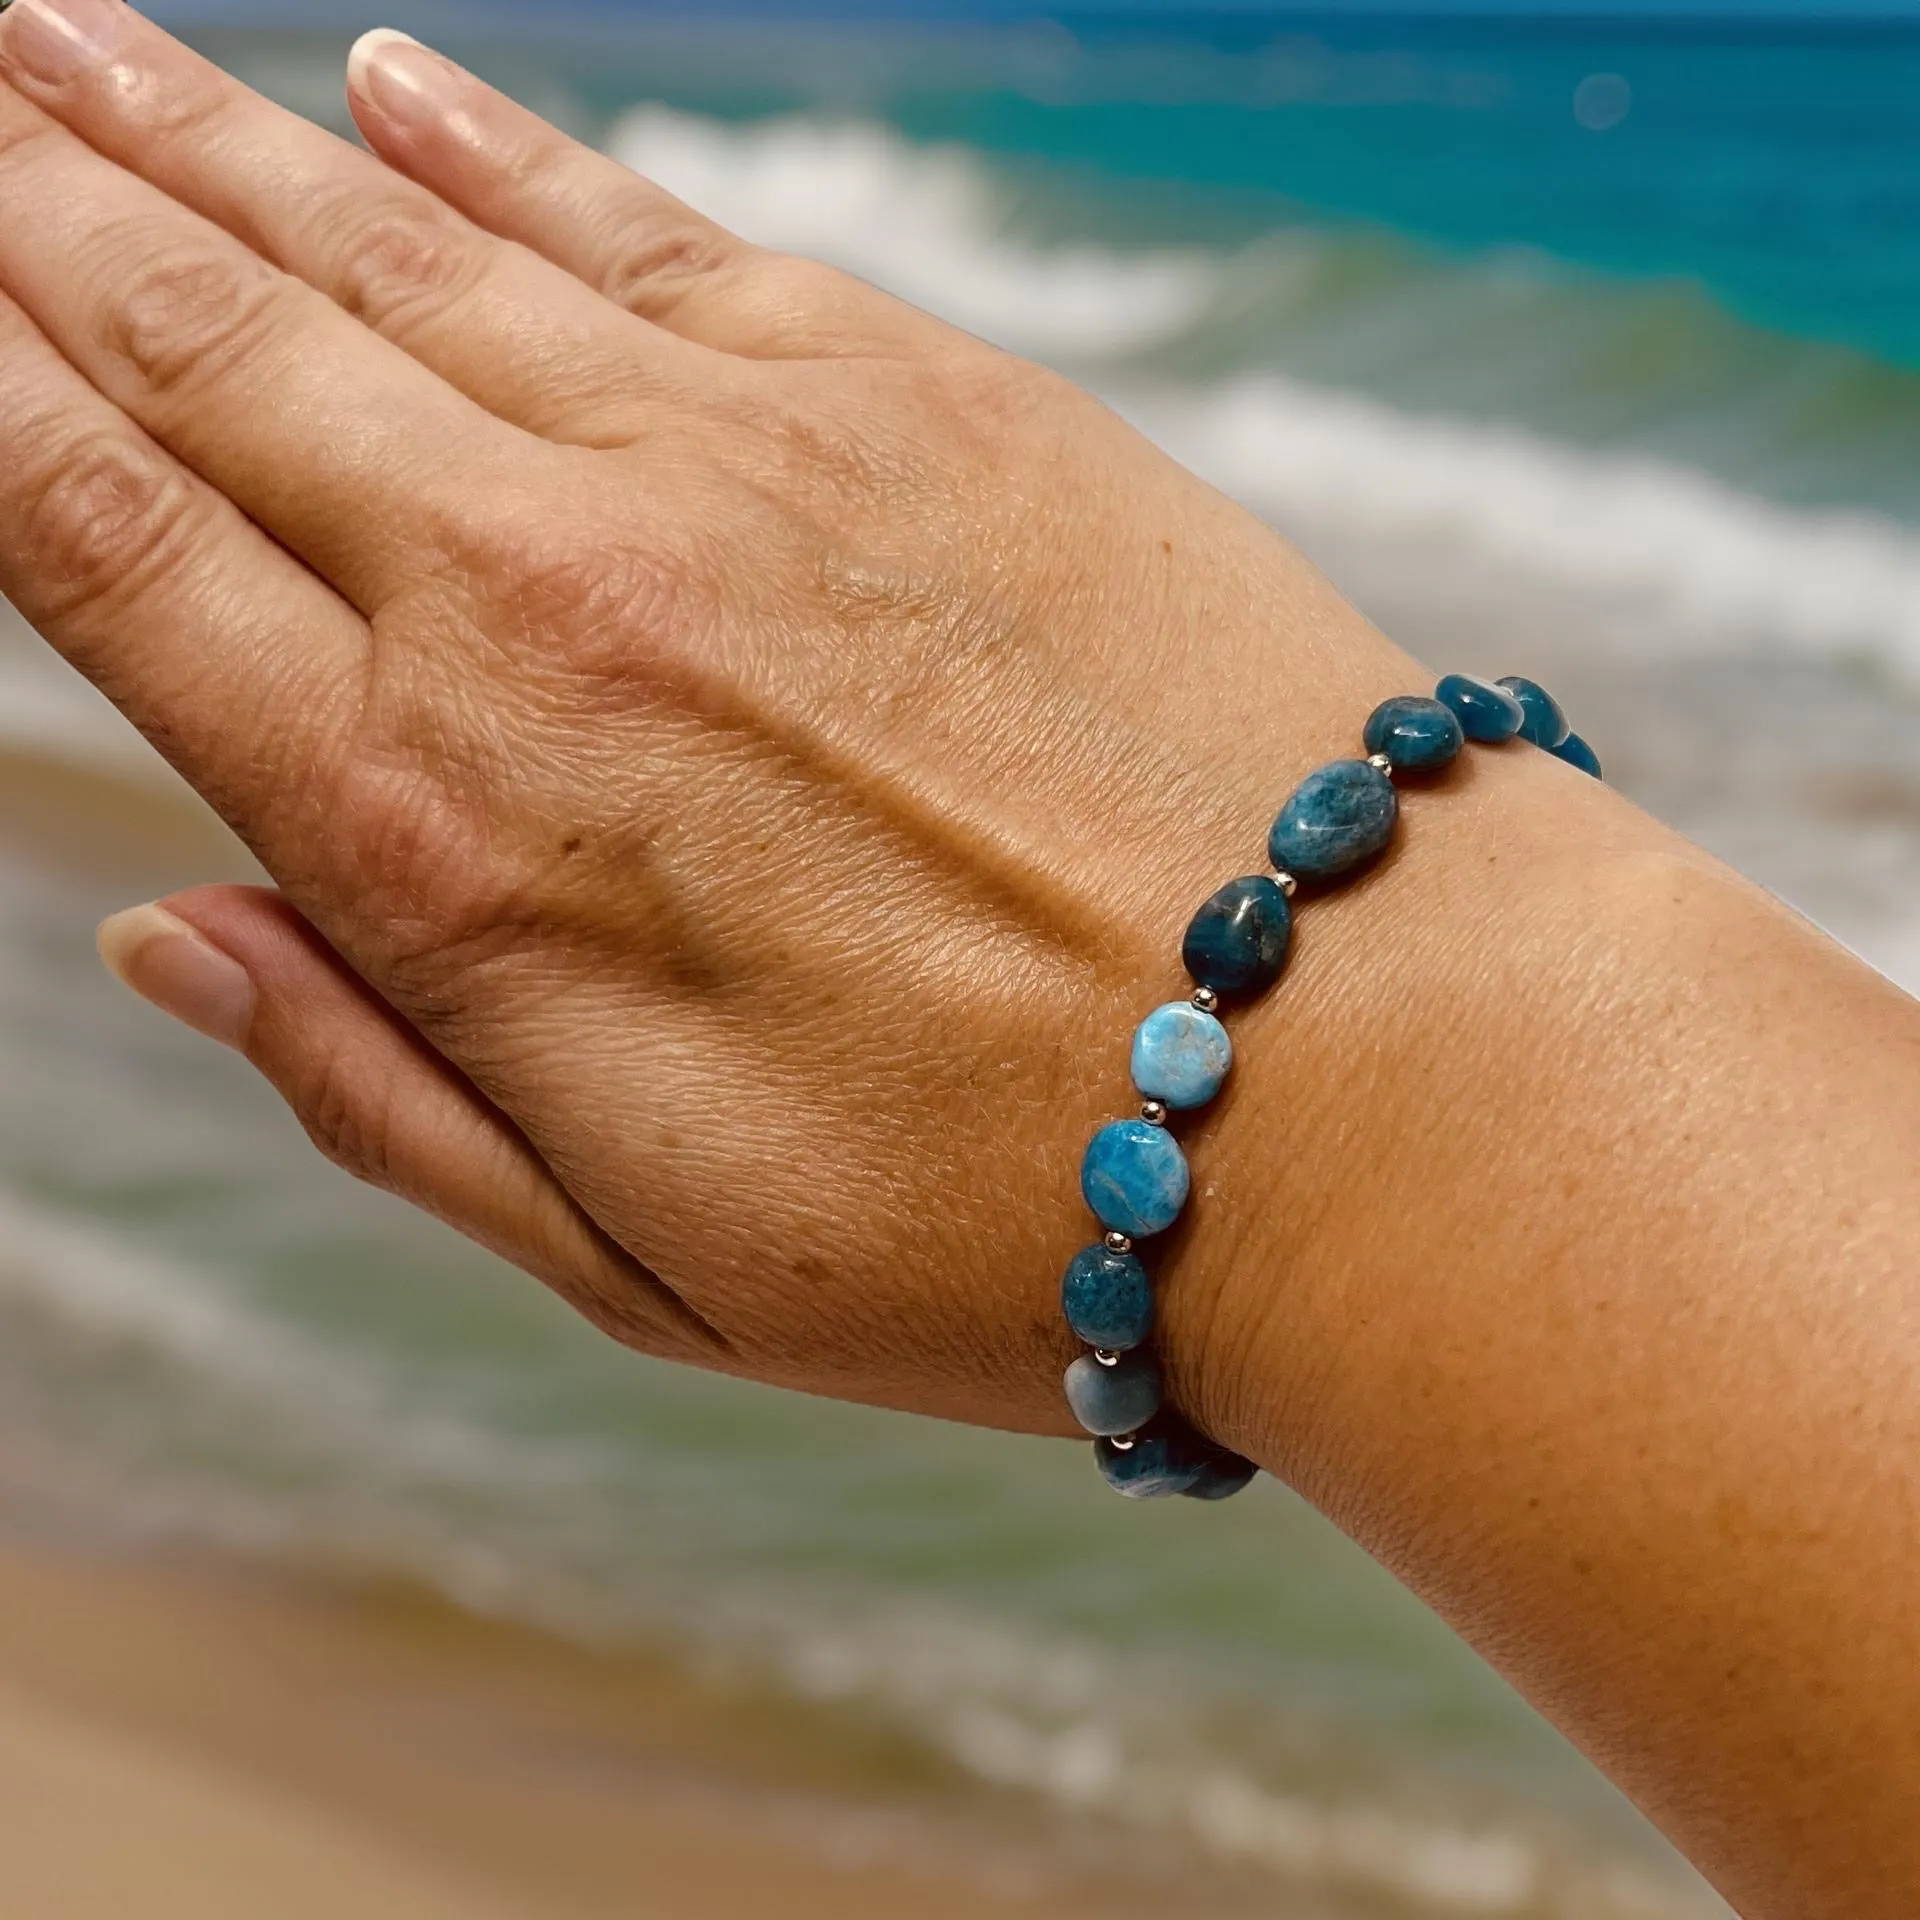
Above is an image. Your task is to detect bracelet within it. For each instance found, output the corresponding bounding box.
[1060,674,1603,1500]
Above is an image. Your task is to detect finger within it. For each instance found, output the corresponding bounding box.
[345,31,939,362]
[97,887,730,1365]
[0,50,535,612]
[0,288,366,828]
[0,1,716,447]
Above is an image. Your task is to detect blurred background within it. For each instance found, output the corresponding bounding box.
[4,2,1917,1915]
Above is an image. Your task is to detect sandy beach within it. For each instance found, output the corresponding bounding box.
[0,1537,1216,1920]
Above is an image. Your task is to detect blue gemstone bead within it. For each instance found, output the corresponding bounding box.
[1435,674,1524,744]
[1494,676,1570,749]
[1182,876,1291,997]
[1180,1447,1259,1501]
[1131,1002,1232,1111]
[1267,760,1398,881]
[1551,731,1603,778]
[1064,1350,1163,1437]
[1080,1120,1189,1238]
[1060,1245,1155,1352]
[1093,1417,1208,1499]
[1362,696,1464,773]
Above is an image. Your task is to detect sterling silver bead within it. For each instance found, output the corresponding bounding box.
[1190,985,1221,1015]
[1103,1230,1134,1256]
[1107,1432,1138,1452]
[1271,870,1299,898]
[1140,1099,1169,1127]
[1093,1349,1122,1368]
[1367,752,1394,774]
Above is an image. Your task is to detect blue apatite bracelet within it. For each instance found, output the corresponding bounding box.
[1062,674,1602,1500]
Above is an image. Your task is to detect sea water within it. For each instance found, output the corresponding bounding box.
[6,10,1919,1913]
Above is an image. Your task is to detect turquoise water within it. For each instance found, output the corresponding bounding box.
[10,11,1920,1913]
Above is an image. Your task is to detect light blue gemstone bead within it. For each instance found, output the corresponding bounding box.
[1093,1420,1207,1499]
[1080,1119,1190,1238]
[1435,674,1524,744]
[1131,1002,1232,1111]
[1552,731,1603,778]
[1064,1350,1163,1437]
[1267,760,1399,882]
[1495,676,1570,749]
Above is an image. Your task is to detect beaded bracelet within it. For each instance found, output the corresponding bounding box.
[1060,674,1602,1500]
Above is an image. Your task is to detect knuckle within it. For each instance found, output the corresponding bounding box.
[320,195,486,334]
[293,1048,401,1190]
[24,428,205,624]
[99,238,288,399]
[600,214,735,319]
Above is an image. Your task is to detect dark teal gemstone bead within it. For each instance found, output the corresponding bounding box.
[1495,675,1570,749]
[1060,1245,1154,1352]
[1093,1419,1209,1499]
[1267,760,1398,881]
[1551,731,1603,778]
[1362,696,1464,773]
[1180,1446,1259,1501]
[1064,1349,1163,1437]
[1182,876,1291,997]
[1080,1119,1189,1238]
[1435,674,1524,744]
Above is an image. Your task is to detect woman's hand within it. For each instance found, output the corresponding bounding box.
[0,1,1443,1442]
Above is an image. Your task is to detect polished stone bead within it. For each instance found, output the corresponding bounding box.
[1267,760,1399,881]
[1181,876,1292,997]
[1064,1349,1163,1437]
[1092,1415,1208,1499]
[1060,1244,1155,1352]
[1131,1002,1232,1111]
[1551,731,1603,778]
[1435,673,1525,744]
[1180,1446,1259,1501]
[1495,675,1570,749]
[1362,696,1465,773]
[1080,1119,1190,1237]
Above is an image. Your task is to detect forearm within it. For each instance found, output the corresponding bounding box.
[1177,722,1920,1915]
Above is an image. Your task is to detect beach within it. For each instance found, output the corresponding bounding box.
[8,8,1920,1914]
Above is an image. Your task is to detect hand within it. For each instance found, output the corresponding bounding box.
[0,2,1438,1442]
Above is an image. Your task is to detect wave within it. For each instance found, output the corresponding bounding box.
[608,105,1920,687]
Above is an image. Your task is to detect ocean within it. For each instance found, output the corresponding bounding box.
[5,9,1919,1913]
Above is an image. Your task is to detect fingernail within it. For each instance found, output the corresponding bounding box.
[347,27,455,125]
[0,0,128,84]
[98,904,254,1053]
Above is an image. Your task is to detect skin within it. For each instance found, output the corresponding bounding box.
[0,4,1914,1911]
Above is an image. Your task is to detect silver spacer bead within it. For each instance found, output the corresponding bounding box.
[1093,1349,1122,1369]
[1190,985,1220,1015]
[1367,752,1395,775]
[1103,1230,1134,1256]
[1271,870,1299,898]
[1107,1432,1138,1452]
[1140,1099,1169,1127]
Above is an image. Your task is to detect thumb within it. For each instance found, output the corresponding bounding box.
[96,886,724,1362]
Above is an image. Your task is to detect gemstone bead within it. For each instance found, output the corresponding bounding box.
[1182,876,1292,997]
[1060,1245,1155,1352]
[1131,1002,1232,1111]
[1267,760,1398,882]
[1362,696,1465,773]
[1180,1446,1259,1501]
[1080,1119,1190,1238]
[1495,676,1570,749]
[1435,674,1524,744]
[1551,731,1603,778]
[1064,1349,1163,1437]
[1093,1417,1208,1499]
